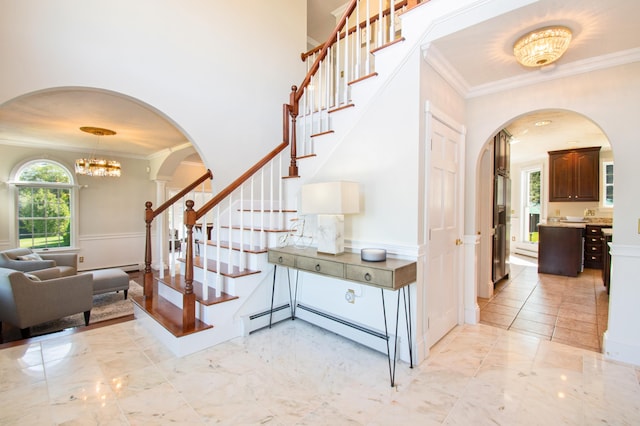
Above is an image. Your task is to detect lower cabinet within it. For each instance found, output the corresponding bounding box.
[538,225,584,277]
[584,225,611,269]
[602,232,612,293]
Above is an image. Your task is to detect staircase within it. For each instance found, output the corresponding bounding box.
[132,0,428,356]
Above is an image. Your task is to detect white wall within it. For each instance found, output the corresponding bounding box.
[466,62,640,365]
[0,0,307,188]
[0,1,307,269]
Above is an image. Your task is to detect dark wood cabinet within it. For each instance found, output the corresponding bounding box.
[538,225,584,277]
[602,231,612,294]
[548,147,600,202]
[492,130,510,284]
[584,225,611,269]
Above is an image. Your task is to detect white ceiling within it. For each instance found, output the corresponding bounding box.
[1,0,638,163]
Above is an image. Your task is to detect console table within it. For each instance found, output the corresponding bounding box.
[267,246,417,387]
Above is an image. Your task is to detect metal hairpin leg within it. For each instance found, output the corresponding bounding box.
[381,285,413,387]
[269,266,277,328]
[269,265,298,328]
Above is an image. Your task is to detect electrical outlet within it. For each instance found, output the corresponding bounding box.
[79,256,84,263]
[512,236,516,241]
[345,289,355,304]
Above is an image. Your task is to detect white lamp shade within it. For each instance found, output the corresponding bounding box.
[300,181,360,215]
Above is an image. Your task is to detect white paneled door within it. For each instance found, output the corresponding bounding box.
[425,111,464,349]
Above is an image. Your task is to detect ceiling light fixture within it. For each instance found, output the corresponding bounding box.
[75,126,121,177]
[535,120,552,127]
[513,26,572,67]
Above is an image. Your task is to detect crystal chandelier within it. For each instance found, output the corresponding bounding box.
[75,126,121,177]
[513,26,572,67]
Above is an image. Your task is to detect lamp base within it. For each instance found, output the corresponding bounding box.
[316,214,344,255]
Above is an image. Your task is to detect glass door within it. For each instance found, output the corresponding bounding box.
[522,168,541,243]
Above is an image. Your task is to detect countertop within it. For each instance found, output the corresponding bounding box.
[539,220,612,229]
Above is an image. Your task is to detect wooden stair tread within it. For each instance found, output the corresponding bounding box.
[178,256,261,278]
[204,240,267,254]
[155,273,239,306]
[131,294,212,337]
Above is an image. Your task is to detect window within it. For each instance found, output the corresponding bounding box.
[603,161,614,208]
[14,160,74,249]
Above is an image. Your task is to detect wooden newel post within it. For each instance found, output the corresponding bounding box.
[143,201,154,298]
[288,85,299,177]
[183,200,196,330]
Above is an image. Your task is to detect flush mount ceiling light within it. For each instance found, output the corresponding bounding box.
[513,26,572,67]
[75,126,121,177]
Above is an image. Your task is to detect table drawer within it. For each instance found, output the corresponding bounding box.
[345,264,393,288]
[296,256,344,278]
[268,251,296,268]
[585,253,603,264]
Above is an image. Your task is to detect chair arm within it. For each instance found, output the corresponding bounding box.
[40,253,78,269]
[3,272,93,329]
[30,268,62,280]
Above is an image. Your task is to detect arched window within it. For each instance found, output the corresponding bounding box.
[14,160,75,249]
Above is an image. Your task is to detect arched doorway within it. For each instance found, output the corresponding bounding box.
[475,109,613,353]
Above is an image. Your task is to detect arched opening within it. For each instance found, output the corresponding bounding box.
[475,109,613,353]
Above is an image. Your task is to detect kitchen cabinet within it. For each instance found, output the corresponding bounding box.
[538,225,584,277]
[584,224,612,269]
[602,229,612,294]
[492,130,510,284]
[548,147,600,202]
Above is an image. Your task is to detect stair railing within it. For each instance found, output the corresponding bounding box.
[181,143,289,328]
[286,0,422,169]
[144,169,213,298]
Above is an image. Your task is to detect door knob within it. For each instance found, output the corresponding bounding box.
[455,238,463,246]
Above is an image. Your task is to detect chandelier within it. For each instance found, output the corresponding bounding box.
[75,126,121,177]
[513,26,572,67]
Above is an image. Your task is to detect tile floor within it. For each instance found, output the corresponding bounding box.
[1,314,639,424]
[478,255,609,352]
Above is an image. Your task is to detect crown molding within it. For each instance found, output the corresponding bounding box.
[424,44,640,100]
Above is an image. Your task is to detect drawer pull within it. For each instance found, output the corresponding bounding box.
[315,264,321,272]
[364,273,372,281]
[278,256,284,264]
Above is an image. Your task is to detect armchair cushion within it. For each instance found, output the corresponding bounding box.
[16,253,43,261]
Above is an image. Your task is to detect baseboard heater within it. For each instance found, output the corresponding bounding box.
[295,303,388,341]
[247,302,396,357]
[249,303,290,321]
[513,246,538,259]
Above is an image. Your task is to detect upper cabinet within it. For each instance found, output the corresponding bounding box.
[548,147,600,202]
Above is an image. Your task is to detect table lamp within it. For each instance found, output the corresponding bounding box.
[301,181,360,255]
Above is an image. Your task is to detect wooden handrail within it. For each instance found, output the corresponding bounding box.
[300,0,412,62]
[294,0,358,103]
[151,169,213,219]
[194,141,289,221]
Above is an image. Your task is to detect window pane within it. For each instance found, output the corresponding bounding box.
[16,161,72,248]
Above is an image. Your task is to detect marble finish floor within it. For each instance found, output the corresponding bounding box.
[1,316,639,425]
[479,255,608,352]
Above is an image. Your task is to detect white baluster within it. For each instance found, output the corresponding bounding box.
[240,185,245,271]
[215,205,221,297]
[378,0,383,47]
